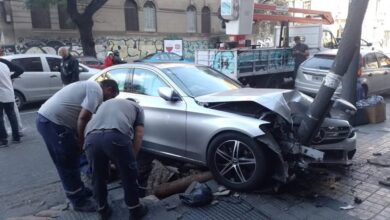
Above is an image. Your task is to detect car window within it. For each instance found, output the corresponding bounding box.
[365,53,379,69]
[132,68,168,96]
[301,55,335,70]
[376,53,390,68]
[12,57,43,72]
[96,68,132,92]
[46,57,61,72]
[159,54,169,60]
[168,53,181,60]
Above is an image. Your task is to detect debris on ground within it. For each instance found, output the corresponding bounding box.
[367,152,390,167]
[354,197,363,204]
[35,209,62,218]
[340,205,355,210]
[179,182,213,207]
[373,152,383,156]
[379,177,390,186]
[213,190,231,196]
[165,203,178,211]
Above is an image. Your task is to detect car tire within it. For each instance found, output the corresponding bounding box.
[207,132,267,191]
[14,91,25,109]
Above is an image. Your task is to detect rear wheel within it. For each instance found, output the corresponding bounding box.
[14,91,25,109]
[207,132,267,191]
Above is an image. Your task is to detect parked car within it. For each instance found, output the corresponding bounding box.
[76,56,105,69]
[295,49,390,97]
[1,54,99,108]
[134,52,192,63]
[90,63,356,191]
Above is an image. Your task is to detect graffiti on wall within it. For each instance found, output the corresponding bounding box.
[3,36,210,62]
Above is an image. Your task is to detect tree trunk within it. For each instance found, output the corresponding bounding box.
[76,17,96,57]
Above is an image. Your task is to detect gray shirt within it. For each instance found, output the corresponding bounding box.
[85,98,144,139]
[38,81,103,130]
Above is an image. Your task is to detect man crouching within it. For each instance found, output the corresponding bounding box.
[84,98,148,220]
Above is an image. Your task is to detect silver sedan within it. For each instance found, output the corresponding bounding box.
[90,63,356,190]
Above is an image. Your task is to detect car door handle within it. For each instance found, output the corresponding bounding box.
[50,75,58,78]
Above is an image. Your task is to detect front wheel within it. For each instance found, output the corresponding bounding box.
[207,132,267,191]
[14,91,25,109]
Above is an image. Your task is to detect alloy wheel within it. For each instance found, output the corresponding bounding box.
[214,140,257,184]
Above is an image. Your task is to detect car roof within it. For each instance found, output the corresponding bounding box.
[1,53,61,60]
[106,62,201,70]
[314,49,383,57]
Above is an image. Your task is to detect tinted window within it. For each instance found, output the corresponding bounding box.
[376,53,390,68]
[12,57,43,71]
[365,53,379,69]
[162,66,240,97]
[301,55,335,70]
[132,68,168,96]
[96,68,132,92]
[168,53,181,60]
[46,57,61,72]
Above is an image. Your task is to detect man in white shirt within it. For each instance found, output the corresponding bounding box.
[0,61,20,147]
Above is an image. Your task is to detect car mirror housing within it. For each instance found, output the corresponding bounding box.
[158,87,180,102]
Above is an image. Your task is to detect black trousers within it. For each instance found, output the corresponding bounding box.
[0,102,19,141]
[85,130,140,210]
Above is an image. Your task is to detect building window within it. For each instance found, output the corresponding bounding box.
[186,5,197,33]
[31,3,51,29]
[125,0,139,31]
[201,6,211,34]
[143,1,156,32]
[58,3,75,29]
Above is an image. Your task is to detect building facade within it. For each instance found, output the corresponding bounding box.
[0,0,225,60]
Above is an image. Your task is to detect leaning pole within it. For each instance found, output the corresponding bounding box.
[298,0,369,145]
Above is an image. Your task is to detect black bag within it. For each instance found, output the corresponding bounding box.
[179,182,213,207]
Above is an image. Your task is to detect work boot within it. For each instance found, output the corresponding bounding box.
[98,206,112,220]
[130,204,148,220]
[72,198,97,212]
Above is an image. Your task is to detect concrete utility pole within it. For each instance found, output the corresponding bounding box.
[298,0,369,145]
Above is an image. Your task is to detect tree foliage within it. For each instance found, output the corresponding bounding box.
[24,0,108,56]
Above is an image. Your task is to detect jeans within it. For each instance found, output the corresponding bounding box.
[85,130,140,210]
[36,114,89,206]
[0,102,19,142]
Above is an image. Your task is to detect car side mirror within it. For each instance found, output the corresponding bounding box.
[367,42,373,47]
[332,98,357,117]
[158,87,180,102]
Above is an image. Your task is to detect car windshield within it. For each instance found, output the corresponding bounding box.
[302,55,335,70]
[162,66,241,97]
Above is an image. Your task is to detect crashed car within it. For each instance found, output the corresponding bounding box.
[90,63,356,191]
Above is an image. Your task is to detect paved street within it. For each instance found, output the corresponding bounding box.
[4,99,390,220]
[0,104,64,219]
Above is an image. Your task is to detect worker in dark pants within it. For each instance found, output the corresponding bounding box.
[85,98,148,220]
[36,80,119,212]
[292,36,309,87]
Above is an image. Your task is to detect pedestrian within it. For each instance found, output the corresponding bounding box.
[58,47,80,85]
[0,54,22,147]
[112,50,125,65]
[36,79,119,212]
[85,98,148,220]
[103,51,114,68]
[0,48,25,137]
[292,36,309,85]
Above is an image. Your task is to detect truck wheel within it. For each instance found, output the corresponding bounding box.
[207,132,267,191]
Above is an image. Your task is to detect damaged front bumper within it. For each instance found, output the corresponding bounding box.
[309,130,357,165]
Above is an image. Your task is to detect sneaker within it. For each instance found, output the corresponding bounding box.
[72,198,97,212]
[130,204,148,220]
[0,141,8,148]
[98,206,112,220]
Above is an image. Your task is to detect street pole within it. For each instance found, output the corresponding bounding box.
[298,0,369,145]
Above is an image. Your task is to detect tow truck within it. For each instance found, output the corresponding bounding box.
[195,1,336,88]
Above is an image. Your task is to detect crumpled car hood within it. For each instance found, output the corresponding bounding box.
[195,88,313,123]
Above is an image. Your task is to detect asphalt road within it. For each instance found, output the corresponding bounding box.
[0,103,64,219]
